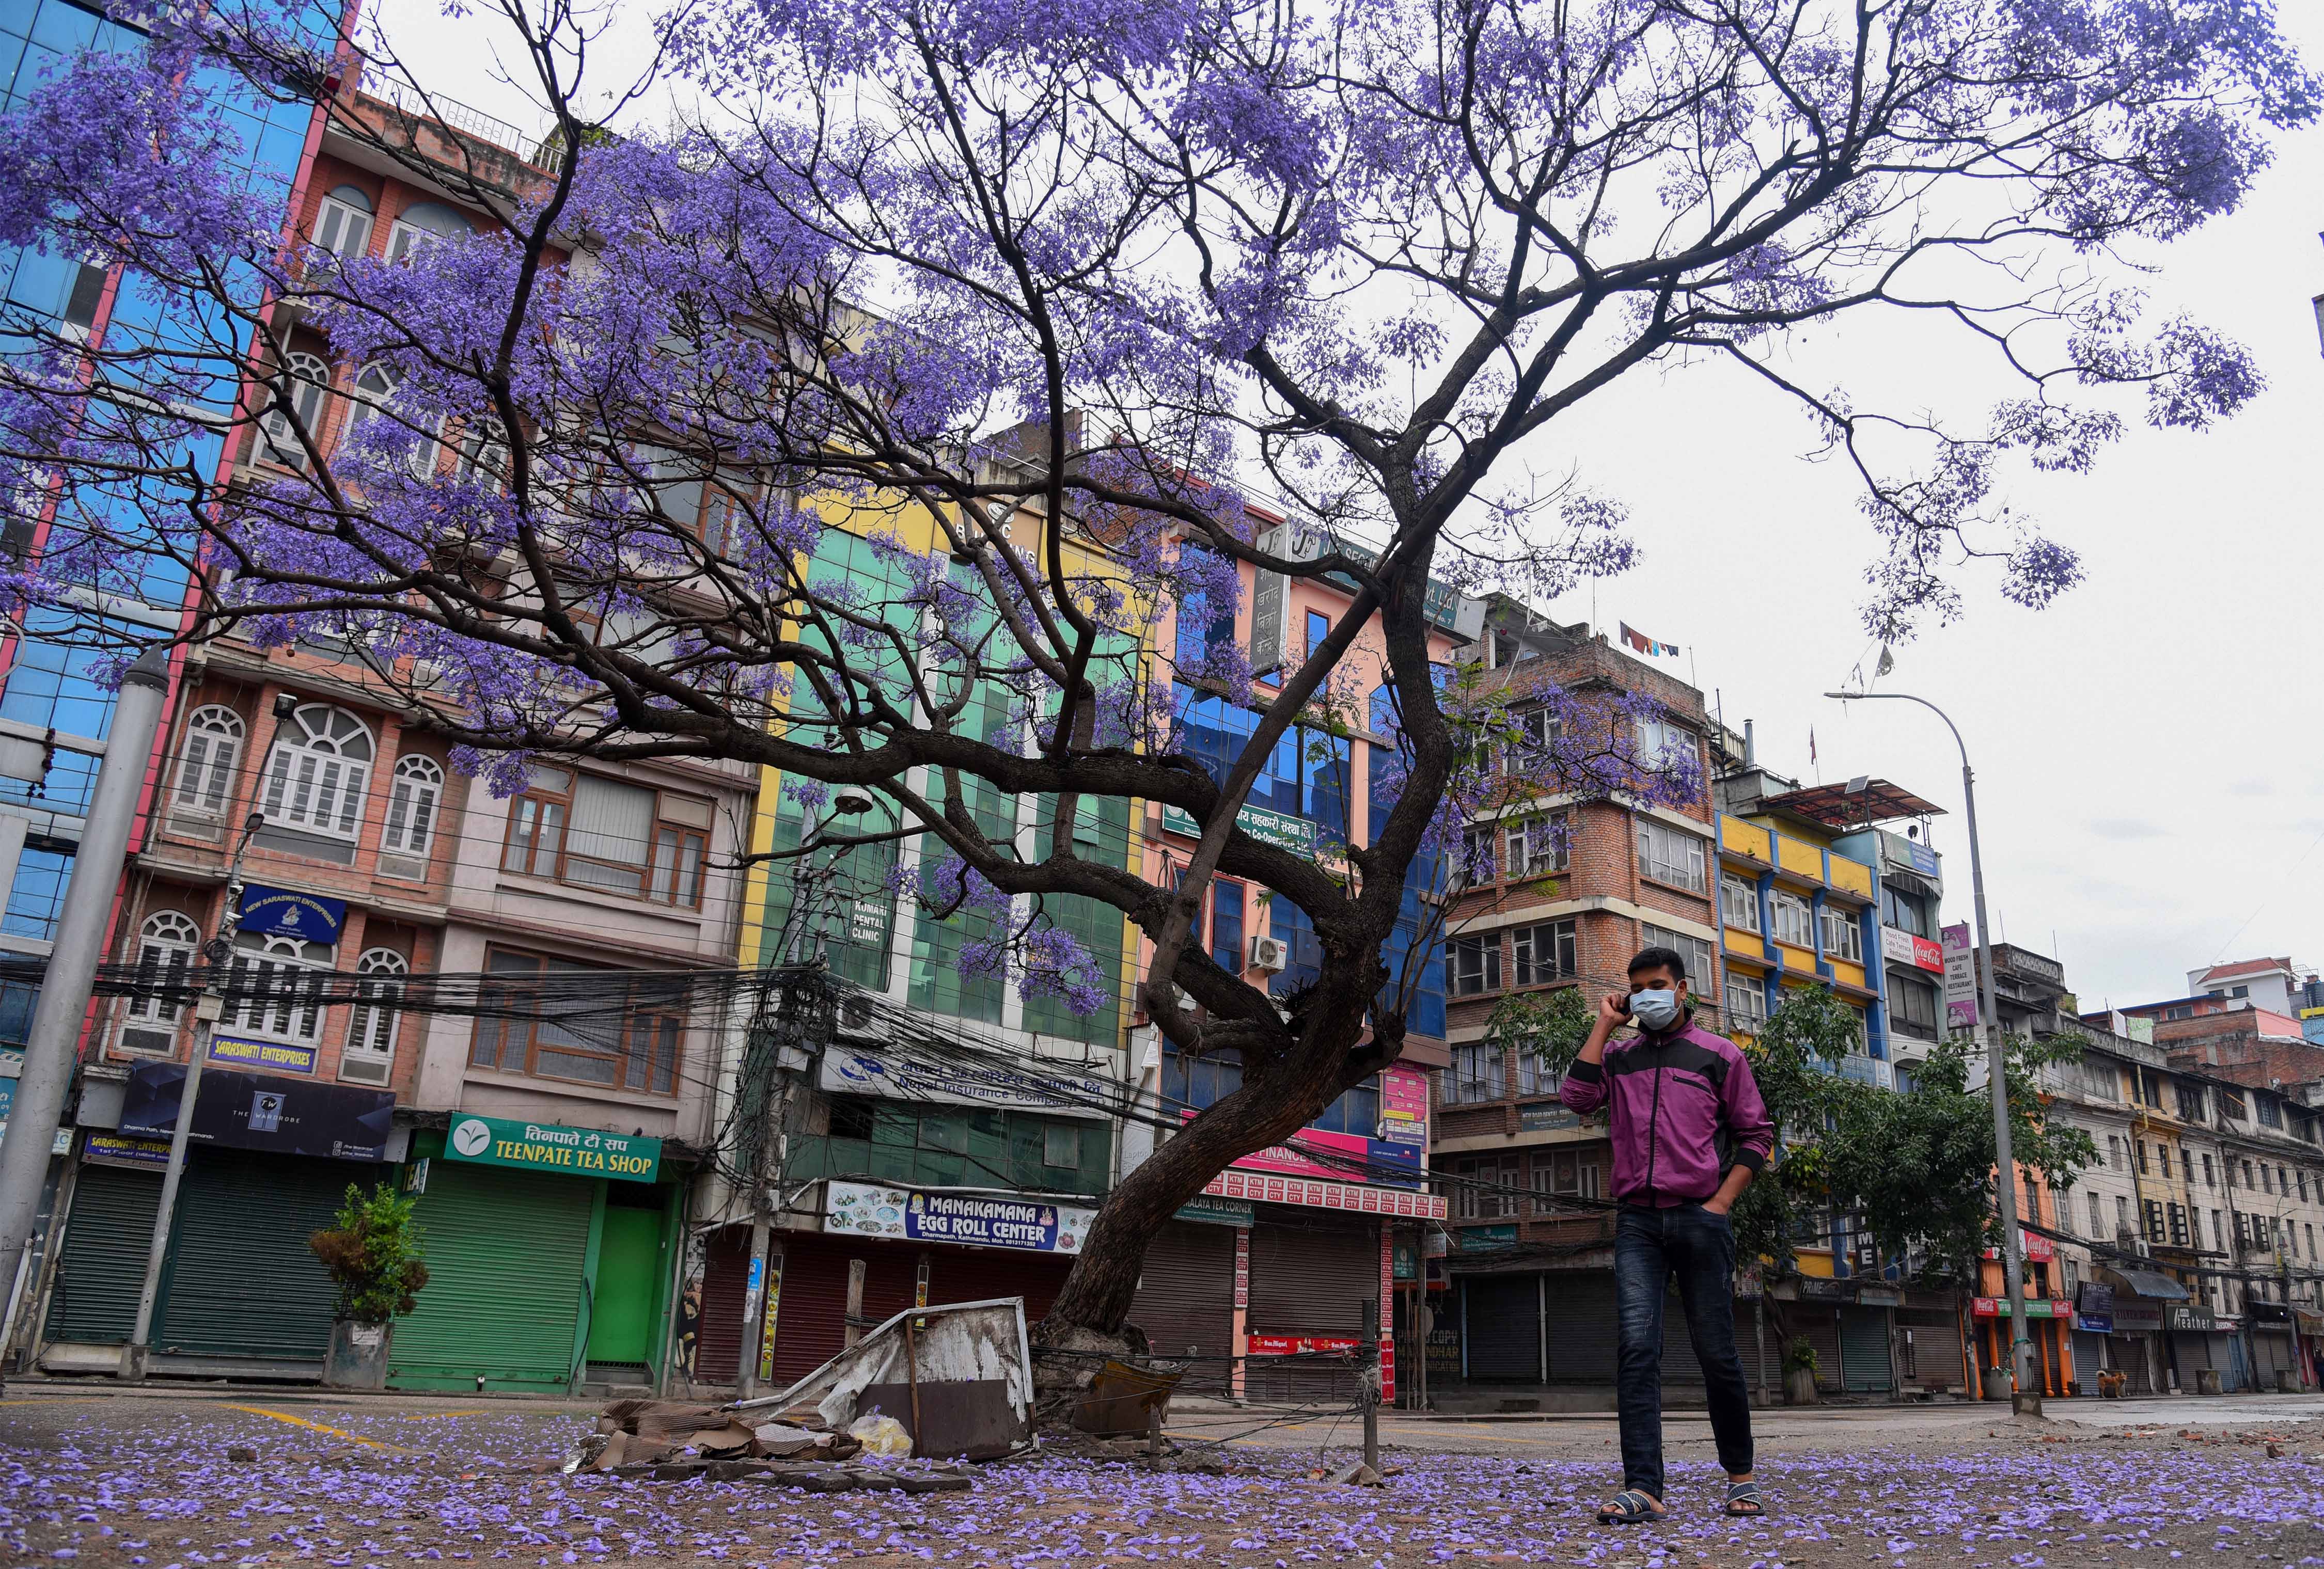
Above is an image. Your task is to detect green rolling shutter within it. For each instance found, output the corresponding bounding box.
[43,1163,161,1345]
[1839,1305,1893,1391]
[154,1150,349,1361]
[389,1161,593,1391]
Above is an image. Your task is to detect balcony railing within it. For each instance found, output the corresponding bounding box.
[362,73,543,163]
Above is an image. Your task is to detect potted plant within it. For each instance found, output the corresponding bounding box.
[310,1182,428,1390]
[1782,1336,1818,1406]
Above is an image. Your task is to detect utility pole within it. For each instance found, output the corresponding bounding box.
[1360,1294,1379,1473]
[120,810,264,1380]
[735,793,866,1398]
[1827,689,2039,1415]
[0,646,171,1360]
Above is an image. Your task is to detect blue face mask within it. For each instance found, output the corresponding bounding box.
[1631,988,1682,1032]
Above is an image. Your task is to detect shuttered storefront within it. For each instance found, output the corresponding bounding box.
[1543,1271,1618,1383]
[692,1227,751,1385]
[1838,1306,1893,1391]
[153,1150,350,1364]
[2113,1335,2156,1393]
[1247,1214,1379,1335]
[2255,1329,2298,1389]
[1899,1306,1965,1392]
[42,1162,161,1346]
[1461,1273,1540,1383]
[766,1233,918,1388]
[2070,1329,2107,1388]
[1128,1222,1236,1361]
[1247,1212,1378,1404]
[1797,1307,1844,1390]
[389,1160,595,1392]
[927,1246,1075,1323]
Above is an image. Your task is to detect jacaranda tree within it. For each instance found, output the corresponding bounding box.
[0,0,2307,1338]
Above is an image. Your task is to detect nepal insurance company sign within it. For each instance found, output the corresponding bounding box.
[445,1115,661,1181]
[825,1181,1095,1253]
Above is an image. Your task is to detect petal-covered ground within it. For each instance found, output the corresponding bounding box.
[5,1397,2324,1569]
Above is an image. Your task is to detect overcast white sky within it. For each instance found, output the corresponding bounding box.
[370,1,2324,1012]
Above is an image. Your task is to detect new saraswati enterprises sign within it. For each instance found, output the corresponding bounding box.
[825,1181,1094,1253]
[444,1115,661,1182]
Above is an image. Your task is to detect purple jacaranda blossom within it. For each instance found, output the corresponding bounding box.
[0,0,2313,1334]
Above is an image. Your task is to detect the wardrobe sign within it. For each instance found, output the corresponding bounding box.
[238,884,347,944]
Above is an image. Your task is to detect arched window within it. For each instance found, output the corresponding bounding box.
[312,184,374,260]
[260,704,373,841]
[170,705,244,820]
[341,947,408,1083]
[382,753,443,858]
[342,360,439,476]
[341,360,398,451]
[224,930,333,1044]
[258,351,332,470]
[122,909,201,1031]
[385,200,474,263]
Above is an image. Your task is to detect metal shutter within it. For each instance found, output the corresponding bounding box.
[692,1227,749,1384]
[155,1150,347,1361]
[1543,1271,1618,1383]
[1247,1216,1378,1335]
[2113,1334,2154,1393]
[43,1163,161,1345]
[1798,1306,1844,1389]
[1898,1307,1964,1390]
[2070,1329,2106,1388]
[927,1247,1075,1324]
[1839,1306,1893,1390]
[1246,1216,1377,1406]
[1460,1274,1540,1382]
[1128,1222,1236,1360]
[388,1161,593,1391]
[765,1234,919,1388]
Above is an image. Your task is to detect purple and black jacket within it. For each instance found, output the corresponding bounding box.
[1559,1016,1775,1207]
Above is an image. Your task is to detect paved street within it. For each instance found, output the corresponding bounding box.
[7,1388,2324,1568]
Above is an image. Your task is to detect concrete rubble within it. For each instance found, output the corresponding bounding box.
[569,1398,971,1491]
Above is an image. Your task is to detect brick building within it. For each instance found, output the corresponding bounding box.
[1428,602,1728,1392]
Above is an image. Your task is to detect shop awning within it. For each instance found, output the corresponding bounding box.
[2106,1267,2191,1301]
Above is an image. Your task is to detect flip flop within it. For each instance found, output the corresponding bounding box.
[1724,1480,1766,1518]
[1596,1489,1665,1525]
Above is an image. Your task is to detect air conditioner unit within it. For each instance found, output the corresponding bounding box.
[1248,934,1290,974]
[338,1052,392,1086]
[117,1024,176,1057]
[2132,1239,2153,1258]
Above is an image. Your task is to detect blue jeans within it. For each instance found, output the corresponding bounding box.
[1614,1203,1754,1499]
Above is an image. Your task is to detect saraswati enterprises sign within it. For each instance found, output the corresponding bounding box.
[444,1114,661,1182]
[825,1181,1094,1254]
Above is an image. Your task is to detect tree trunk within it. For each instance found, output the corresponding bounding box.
[1040,954,1385,1340]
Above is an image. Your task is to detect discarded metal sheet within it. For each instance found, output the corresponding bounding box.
[730,1296,1033,1459]
[860,1378,1020,1461]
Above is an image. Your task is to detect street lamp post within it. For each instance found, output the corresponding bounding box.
[1826,689,2040,1416]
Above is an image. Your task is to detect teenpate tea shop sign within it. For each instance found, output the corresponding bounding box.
[444,1115,661,1181]
[824,1181,1095,1253]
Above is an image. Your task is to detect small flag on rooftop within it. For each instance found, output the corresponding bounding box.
[1620,623,1681,658]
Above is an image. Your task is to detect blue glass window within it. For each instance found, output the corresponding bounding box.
[4,841,74,941]
[1210,879,1244,975]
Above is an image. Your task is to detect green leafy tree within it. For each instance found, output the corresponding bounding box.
[1482,984,1596,1085]
[309,1184,430,1325]
[1726,985,2097,1289]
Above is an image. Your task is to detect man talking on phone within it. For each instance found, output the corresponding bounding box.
[1560,945,1774,1525]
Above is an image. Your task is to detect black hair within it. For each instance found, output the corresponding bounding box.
[1627,946,1690,986]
